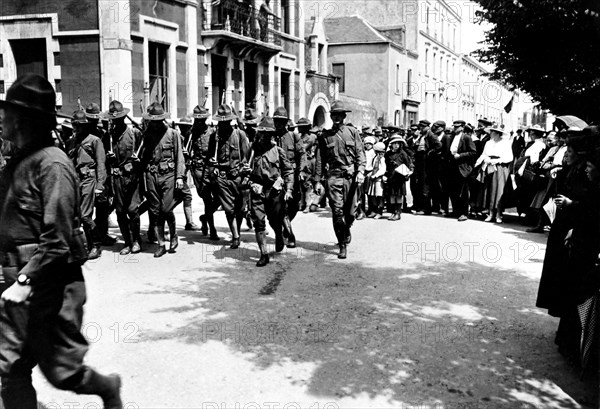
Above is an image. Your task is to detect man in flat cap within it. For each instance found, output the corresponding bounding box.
[441,119,477,221]
[0,73,121,409]
[273,106,307,248]
[102,100,144,255]
[428,120,447,214]
[411,119,441,215]
[314,100,366,259]
[140,102,185,257]
[208,104,251,249]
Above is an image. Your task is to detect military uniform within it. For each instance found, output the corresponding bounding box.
[0,74,121,409]
[141,106,185,257]
[67,111,107,259]
[315,102,366,258]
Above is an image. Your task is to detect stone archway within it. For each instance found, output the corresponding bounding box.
[307,92,332,129]
[313,105,326,127]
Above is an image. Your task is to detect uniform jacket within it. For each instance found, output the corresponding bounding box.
[250,143,294,192]
[441,132,477,178]
[0,147,85,284]
[188,125,214,160]
[68,133,107,186]
[109,126,142,171]
[208,128,250,171]
[315,124,366,182]
[277,130,307,175]
[141,127,186,179]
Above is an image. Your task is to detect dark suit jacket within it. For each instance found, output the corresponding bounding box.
[441,132,477,178]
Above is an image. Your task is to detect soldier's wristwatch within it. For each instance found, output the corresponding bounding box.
[17,274,31,286]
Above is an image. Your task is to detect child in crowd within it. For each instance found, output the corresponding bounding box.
[367,142,387,219]
[385,135,413,221]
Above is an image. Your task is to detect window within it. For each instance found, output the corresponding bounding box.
[433,52,436,78]
[280,71,290,114]
[55,79,62,93]
[149,42,169,110]
[281,0,290,34]
[426,6,430,32]
[439,56,442,80]
[0,54,4,68]
[453,27,456,50]
[446,60,449,82]
[332,63,345,93]
[0,80,4,94]
[317,44,324,73]
[395,64,400,93]
[407,69,413,95]
[53,52,60,66]
[9,38,48,79]
[425,50,428,75]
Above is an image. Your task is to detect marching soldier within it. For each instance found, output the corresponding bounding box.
[141,102,185,258]
[241,107,261,230]
[314,100,366,259]
[273,106,307,248]
[101,100,143,255]
[208,104,251,249]
[86,103,117,246]
[0,73,121,409]
[249,117,294,267]
[67,110,107,260]
[179,106,220,240]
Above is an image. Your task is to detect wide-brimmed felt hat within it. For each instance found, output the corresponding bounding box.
[330,100,351,113]
[527,124,546,133]
[287,119,296,129]
[256,116,276,132]
[374,142,386,152]
[296,117,311,128]
[273,106,289,120]
[389,135,407,145]
[101,100,130,120]
[176,115,193,126]
[243,108,260,125]
[213,104,237,122]
[85,103,102,119]
[193,105,210,119]
[143,102,170,121]
[385,122,400,131]
[363,136,376,145]
[0,73,57,117]
[72,110,89,124]
[488,127,505,135]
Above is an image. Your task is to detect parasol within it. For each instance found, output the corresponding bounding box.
[554,115,588,130]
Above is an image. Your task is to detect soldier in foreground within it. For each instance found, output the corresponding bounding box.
[102,100,143,255]
[0,73,121,409]
[141,102,185,257]
[249,117,294,266]
[314,101,366,259]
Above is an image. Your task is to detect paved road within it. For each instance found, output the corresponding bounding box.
[34,201,597,409]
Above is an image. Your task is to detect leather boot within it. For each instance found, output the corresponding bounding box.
[1,376,37,409]
[338,244,347,259]
[166,212,178,253]
[275,227,285,252]
[88,245,102,260]
[283,217,296,248]
[246,213,254,230]
[74,368,122,409]
[256,231,270,267]
[154,216,167,258]
[344,227,352,245]
[147,213,157,243]
[226,214,240,249]
[199,214,209,236]
[117,213,132,255]
[130,216,142,254]
[184,204,199,230]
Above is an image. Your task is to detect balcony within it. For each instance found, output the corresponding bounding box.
[203,0,282,58]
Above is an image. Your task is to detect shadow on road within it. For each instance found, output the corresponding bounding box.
[137,241,597,408]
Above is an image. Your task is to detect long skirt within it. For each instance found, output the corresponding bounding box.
[483,164,510,211]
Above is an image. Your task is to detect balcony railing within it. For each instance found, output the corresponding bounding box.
[209,0,282,46]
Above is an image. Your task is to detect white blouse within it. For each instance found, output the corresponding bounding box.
[481,137,514,164]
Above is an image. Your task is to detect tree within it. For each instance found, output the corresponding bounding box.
[474,0,600,122]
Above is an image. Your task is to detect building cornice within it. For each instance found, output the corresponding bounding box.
[420,30,459,57]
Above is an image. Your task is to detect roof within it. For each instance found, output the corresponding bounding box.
[323,16,389,44]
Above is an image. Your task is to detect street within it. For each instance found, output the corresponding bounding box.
[33,201,596,409]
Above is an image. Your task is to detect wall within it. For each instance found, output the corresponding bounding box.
[129,0,187,42]
[58,36,101,112]
[1,0,99,30]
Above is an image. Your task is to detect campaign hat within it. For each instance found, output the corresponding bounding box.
[101,100,130,120]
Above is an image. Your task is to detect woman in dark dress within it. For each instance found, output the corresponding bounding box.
[536,134,597,360]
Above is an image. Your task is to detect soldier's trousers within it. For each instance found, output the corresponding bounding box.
[145,171,182,218]
[191,167,220,217]
[0,263,91,408]
[250,188,286,234]
[113,175,142,245]
[94,176,113,238]
[80,176,100,247]
[285,177,301,221]
[215,174,243,217]
[327,175,358,241]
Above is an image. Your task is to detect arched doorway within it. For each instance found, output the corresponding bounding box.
[313,106,326,127]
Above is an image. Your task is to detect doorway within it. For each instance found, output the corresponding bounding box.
[244,61,257,108]
[211,54,228,110]
[9,38,48,79]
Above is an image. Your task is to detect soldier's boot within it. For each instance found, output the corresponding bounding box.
[207,213,220,241]
[88,228,103,260]
[274,224,285,253]
[147,213,157,243]
[227,215,240,249]
[166,212,178,253]
[338,244,347,259]
[154,216,167,258]
[283,216,296,248]
[73,368,122,409]
[235,213,244,236]
[255,231,270,267]
[130,216,142,254]
[344,226,352,245]
[334,225,347,259]
[184,204,199,231]
[246,212,254,230]
[199,214,209,236]
[117,213,132,255]
[396,204,403,220]
[1,375,37,409]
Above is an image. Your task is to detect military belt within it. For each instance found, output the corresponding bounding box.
[79,167,96,179]
[111,168,123,176]
[328,167,353,178]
